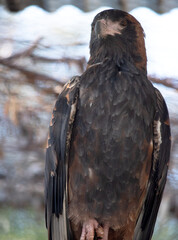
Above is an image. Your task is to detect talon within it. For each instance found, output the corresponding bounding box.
[96,225,104,239]
[80,220,109,240]
[80,219,99,240]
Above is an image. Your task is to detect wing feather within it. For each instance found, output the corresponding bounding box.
[45,76,80,240]
[134,87,171,240]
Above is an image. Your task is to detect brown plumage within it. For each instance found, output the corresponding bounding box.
[45,9,171,240]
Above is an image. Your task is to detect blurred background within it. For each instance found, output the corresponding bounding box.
[0,0,178,240]
[0,0,178,12]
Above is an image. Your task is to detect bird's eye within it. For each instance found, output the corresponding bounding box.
[120,19,127,27]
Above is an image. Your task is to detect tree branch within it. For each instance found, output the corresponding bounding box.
[148,76,178,90]
[30,54,87,72]
[0,59,64,86]
[2,38,42,61]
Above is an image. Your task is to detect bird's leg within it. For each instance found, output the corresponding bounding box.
[80,219,104,240]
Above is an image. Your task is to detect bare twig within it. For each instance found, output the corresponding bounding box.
[148,76,178,90]
[0,74,61,96]
[0,37,86,86]
[0,60,64,86]
[2,38,42,61]
[30,54,87,72]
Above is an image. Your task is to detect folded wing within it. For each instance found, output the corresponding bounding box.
[134,88,171,240]
[45,76,80,240]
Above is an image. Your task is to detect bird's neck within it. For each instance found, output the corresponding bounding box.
[87,49,147,75]
[88,38,147,72]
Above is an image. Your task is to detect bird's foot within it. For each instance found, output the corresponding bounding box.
[80,219,109,240]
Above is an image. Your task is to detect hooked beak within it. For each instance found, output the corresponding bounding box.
[94,19,124,38]
[94,19,107,38]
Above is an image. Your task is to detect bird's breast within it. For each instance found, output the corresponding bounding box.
[68,68,155,227]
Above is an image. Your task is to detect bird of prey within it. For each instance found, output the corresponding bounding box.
[45,9,171,240]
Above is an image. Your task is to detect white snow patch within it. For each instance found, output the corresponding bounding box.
[131,7,178,79]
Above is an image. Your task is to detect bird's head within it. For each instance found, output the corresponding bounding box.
[88,9,147,71]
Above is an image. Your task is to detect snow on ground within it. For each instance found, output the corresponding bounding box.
[0,4,178,79]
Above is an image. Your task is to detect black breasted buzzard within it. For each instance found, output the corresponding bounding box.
[45,9,171,240]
